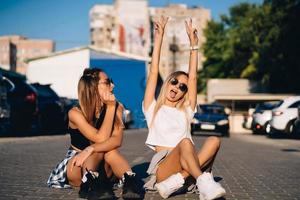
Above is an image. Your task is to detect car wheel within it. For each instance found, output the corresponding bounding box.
[286,121,295,135]
[221,130,229,137]
[262,121,270,134]
[265,122,271,134]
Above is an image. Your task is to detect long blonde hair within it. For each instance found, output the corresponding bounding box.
[151,71,189,126]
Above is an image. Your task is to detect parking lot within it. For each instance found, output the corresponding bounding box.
[0,129,299,200]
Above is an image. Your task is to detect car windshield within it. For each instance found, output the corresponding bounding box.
[255,101,283,112]
[32,84,58,99]
[198,105,226,115]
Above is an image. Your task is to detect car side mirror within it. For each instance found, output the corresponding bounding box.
[2,76,15,92]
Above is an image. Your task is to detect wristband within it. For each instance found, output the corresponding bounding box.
[190,46,199,51]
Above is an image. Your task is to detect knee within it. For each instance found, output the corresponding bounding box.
[179,138,193,146]
[104,149,119,161]
[207,136,221,148]
[179,138,194,151]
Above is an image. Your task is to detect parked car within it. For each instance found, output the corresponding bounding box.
[251,101,282,134]
[122,106,132,129]
[0,69,38,133]
[293,106,300,136]
[59,97,78,125]
[242,108,255,130]
[0,73,15,134]
[191,104,230,136]
[31,83,66,133]
[269,96,300,136]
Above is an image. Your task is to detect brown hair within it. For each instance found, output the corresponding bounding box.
[78,68,102,124]
[78,68,123,128]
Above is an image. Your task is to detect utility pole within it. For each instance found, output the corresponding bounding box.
[169,35,179,72]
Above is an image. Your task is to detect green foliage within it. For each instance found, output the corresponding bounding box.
[200,0,300,93]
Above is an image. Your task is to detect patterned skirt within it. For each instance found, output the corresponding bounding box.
[47,148,78,188]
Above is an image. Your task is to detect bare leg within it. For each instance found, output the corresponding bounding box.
[156,138,202,183]
[197,136,221,172]
[66,152,104,187]
[104,149,131,178]
[156,137,221,183]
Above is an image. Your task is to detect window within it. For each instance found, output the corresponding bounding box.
[289,101,300,108]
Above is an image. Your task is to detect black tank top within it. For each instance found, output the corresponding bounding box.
[69,105,107,150]
[69,103,118,150]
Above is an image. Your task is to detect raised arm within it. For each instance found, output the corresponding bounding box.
[143,16,168,111]
[185,18,199,110]
[68,91,117,143]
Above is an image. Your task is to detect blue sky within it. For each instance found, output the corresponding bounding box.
[0,0,263,50]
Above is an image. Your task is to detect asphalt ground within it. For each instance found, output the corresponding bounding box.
[0,129,299,200]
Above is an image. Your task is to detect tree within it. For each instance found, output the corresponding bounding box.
[200,0,300,93]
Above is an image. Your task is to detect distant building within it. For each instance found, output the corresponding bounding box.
[90,0,150,57]
[90,2,210,79]
[0,35,54,74]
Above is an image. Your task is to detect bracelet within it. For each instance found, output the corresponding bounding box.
[190,46,199,51]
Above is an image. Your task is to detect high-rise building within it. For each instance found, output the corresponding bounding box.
[90,0,150,57]
[90,5,116,50]
[89,2,210,79]
[0,35,54,74]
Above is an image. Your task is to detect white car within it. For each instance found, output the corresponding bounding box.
[122,107,132,129]
[251,101,281,134]
[242,108,255,129]
[269,96,300,135]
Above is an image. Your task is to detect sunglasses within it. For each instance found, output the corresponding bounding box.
[169,78,188,92]
[99,78,113,86]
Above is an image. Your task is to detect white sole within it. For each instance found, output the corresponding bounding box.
[199,190,226,200]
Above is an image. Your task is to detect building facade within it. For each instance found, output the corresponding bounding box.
[0,35,54,74]
[90,2,210,79]
[90,0,150,57]
[27,46,149,128]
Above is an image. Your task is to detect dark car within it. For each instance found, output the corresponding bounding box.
[0,73,14,134]
[31,83,66,133]
[191,104,230,136]
[0,69,38,134]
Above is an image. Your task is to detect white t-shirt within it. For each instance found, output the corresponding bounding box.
[142,100,195,150]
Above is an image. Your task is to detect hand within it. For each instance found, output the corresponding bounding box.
[185,18,198,46]
[100,91,116,106]
[70,146,93,171]
[154,15,169,37]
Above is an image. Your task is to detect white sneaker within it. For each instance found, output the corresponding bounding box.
[155,173,185,199]
[196,172,226,200]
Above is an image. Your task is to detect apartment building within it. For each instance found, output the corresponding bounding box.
[90,0,150,57]
[0,35,54,74]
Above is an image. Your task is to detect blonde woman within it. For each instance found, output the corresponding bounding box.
[143,16,226,200]
[47,68,141,200]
